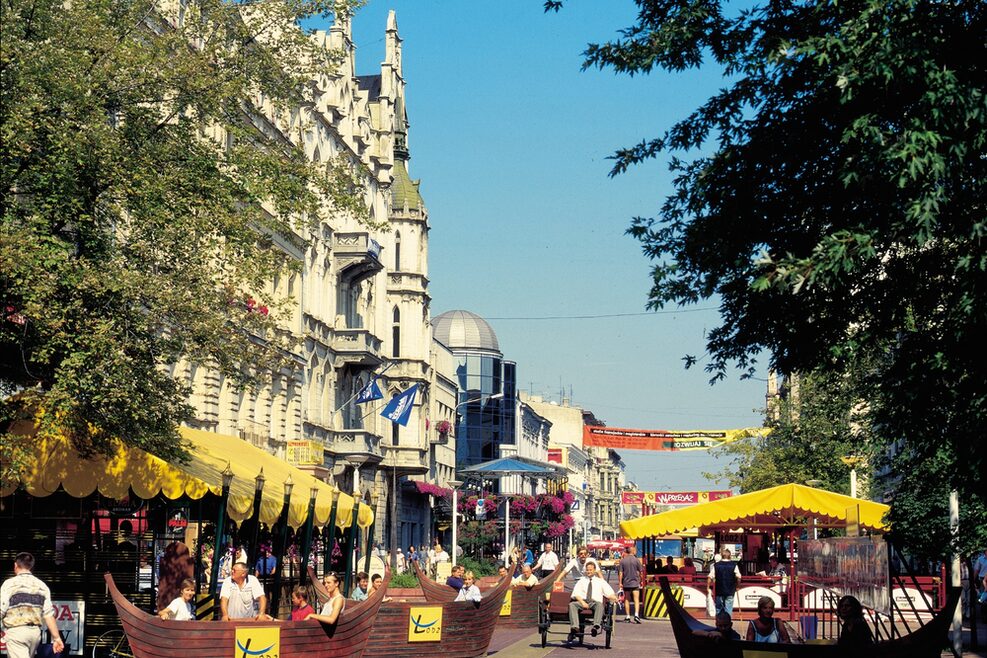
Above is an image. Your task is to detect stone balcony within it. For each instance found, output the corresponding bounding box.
[386,357,429,382]
[325,428,383,465]
[386,271,429,296]
[334,232,383,284]
[331,328,383,368]
[381,444,429,476]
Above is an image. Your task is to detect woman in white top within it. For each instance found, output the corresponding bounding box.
[306,573,345,624]
[159,579,196,620]
[454,571,482,604]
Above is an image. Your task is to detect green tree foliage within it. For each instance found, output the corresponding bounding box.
[549,0,986,547]
[705,370,873,496]
[882,445,987,560]
[1,0,365,475]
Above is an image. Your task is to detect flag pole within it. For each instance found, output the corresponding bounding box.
[330,361,395,417]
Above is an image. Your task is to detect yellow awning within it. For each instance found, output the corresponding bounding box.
[1,424,373,530]
[620,483,888,539]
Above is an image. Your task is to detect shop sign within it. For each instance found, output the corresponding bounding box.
[166,508,189,536]
[547,449,563,464]
[621,491,732,506]
[408,606,443,642]
[234,626,279,658]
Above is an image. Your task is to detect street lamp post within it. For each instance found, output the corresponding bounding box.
[448,480,463,567]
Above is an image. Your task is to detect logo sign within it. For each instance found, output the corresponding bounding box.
[235,626,279,658]
[500,590,513,617]
[475,499,487,520]
[408,606,443,642]
[738,586,781,609]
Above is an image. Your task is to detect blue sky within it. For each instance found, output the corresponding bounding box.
[337,1,766,491]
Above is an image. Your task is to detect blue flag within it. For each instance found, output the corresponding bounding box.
[380,384,419,426]
[356,378,383,404]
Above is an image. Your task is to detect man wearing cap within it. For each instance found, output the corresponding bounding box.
[1,552,65,658]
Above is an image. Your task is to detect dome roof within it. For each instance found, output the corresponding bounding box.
[432,310,500,354]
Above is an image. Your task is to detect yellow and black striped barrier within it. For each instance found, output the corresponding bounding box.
[642,585,683,619]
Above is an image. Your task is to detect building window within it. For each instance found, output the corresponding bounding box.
[392,306,401,357]
[394,231,401,271]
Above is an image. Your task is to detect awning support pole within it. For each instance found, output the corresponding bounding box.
[363,518,376,575]
[209,474,232,606]
[300,487,318,584]
[324,493,339,578]
[271,479,294,617]
[343,498,361,595]
[247,469,266,571]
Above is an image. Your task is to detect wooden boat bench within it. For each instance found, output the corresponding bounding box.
[538,590,614,649]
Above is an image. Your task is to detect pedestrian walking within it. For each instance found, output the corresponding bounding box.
[708,548,742,615]
[617,544,644,623]
[533,542,560,580]
[0,552,65,658]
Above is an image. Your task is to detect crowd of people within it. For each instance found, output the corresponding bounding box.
[8,542,977,653]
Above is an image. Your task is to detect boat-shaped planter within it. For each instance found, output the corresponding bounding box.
[104,570,387,658]
[658,576,961,658]
[312,565,512,657]
[412,559,564,628]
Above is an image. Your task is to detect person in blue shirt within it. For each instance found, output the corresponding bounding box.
[446,565,465,590]
[523,546,534,566]
[351,572,369,601]
[254,547,276,579]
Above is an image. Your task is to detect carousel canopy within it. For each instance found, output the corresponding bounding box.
[1,423,373,530]
[619,483,889,539]
[459,456,567,479]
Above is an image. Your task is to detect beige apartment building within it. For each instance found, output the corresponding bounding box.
[174,11,458,551]
[521,394,627,542]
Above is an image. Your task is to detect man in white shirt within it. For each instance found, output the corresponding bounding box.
[533,542,560,580]
[219,562,269,620]
[512,563,539,589]
[0,552,65,658]
[568,561,617,641]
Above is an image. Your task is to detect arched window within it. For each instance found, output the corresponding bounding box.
[392,306,401,357]
[394,231,402,271]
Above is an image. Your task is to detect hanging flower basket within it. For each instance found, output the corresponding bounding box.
[435,420,453,436]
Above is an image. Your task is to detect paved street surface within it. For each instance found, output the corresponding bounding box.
[487,617,681,658]
[485,616,987,657]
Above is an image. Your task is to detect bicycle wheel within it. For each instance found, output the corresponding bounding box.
[92,629,133,658]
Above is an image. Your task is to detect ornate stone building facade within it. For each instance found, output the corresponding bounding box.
[177,10,457,550]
